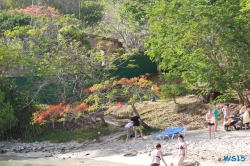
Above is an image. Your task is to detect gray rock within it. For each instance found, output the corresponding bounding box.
[123,153,137,157]
[0,149,7,154]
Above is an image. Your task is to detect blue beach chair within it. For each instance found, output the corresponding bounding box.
[150,126,186,140]
[171,126,186,139]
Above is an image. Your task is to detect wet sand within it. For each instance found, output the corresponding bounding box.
[0,158,141,166]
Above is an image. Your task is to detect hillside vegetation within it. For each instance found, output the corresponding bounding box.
[1,0,250,141]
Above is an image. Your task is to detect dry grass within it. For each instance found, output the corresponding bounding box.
[108,97,244,130]
[107,97,208,130]
[107,96,243,131]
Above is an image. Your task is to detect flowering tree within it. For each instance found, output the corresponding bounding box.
[8,5,60,18]
[32,76,160,129]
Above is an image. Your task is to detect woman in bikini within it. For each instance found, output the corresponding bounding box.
[206,108,215,139]
[150,143,168,166]
[173,135,187,166]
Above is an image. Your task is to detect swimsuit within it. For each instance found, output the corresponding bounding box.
[177,145,184,149]
[150,164,160,166]
[213,110,219,120]
[208,122,215,126]
[150,151,161,166]
[177,145,185,156]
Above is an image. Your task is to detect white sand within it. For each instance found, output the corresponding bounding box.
[1,127,250,166]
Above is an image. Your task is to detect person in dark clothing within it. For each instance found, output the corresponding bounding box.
[131,116,143,139]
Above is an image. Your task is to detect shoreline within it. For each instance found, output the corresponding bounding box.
[1,128,250,166]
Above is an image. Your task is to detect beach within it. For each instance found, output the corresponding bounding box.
[1,127,250,166]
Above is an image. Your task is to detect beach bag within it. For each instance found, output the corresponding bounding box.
[130,132,135,138]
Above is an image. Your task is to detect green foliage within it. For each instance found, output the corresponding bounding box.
[0,90,17,133]
[0,78,40,140]
[77,1,104,27]
[0,11,31,37]
[21,123,42,139]
[160,73,188,103]
[145,0,250,103]
[121,0,149,26]
[23,125,117,143]
[0,0,30,10]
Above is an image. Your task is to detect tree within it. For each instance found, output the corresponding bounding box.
[8,5,61,18]
[0,89,17,134]
[0,11,31,37]
[77,0,104,27]
[94,1,147,51]
[0,0,31,10]
[32,76,159,129]
[145,0,250,104]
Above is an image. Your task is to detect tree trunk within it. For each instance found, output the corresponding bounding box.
[157,56,162,75]
[131,104,150,129]
[52,120,54,129]
[63,121,65,128]
[172,94,178,104]
[237,92,249,105]
[91,111,107,126]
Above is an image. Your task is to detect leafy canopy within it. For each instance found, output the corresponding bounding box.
[145,0,250,103]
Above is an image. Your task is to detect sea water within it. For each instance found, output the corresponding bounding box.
[0,162,52,166]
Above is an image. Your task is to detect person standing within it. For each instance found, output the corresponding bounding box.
[213,105,219,132]
[131,115,143,139]
[222,104,231,123]
[125,121,133,141]
[150,143,168,166]
[243,105,250,130]
[172,135,187,166]
[206,109,215,139]
[239,105,247,114]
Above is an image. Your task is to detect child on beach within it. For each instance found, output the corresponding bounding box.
[206,109,215,139]
[222,104,230,123]
[125,121,133,141]
[150,143,168,166]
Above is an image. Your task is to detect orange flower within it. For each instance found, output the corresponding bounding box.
[118,78,128,85]
[64,104,71,113]
[55,104,63,115]
[116,102,122,109]
[75,102,88,112]
[8,5,61,18]
[89,87,95,92]
[84,88,89,93]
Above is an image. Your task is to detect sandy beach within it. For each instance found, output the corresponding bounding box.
[1,126,250,166]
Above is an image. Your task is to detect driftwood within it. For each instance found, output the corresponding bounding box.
[44,110,107,130]
[90,111,105,124]
[108,114,131,119]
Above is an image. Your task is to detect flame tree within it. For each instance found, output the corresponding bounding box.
[32,76,159,129]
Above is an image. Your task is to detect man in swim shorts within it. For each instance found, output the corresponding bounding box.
[131,115,143,139]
